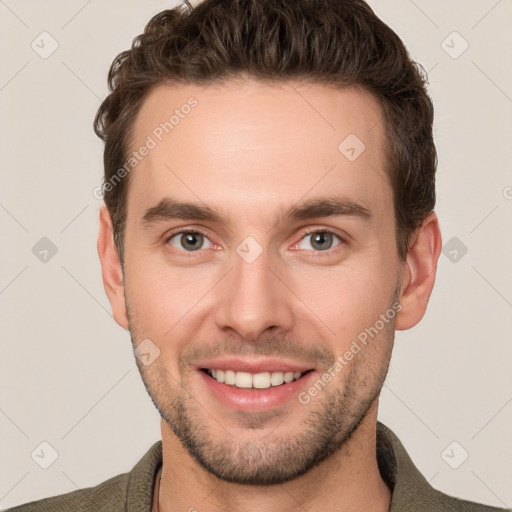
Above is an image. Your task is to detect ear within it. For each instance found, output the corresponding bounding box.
[395,212,442,330]
[97,205,129,330]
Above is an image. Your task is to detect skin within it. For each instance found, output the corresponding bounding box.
[97,78,442,512]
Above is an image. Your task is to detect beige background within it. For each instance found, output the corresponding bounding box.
[1,0,511,509]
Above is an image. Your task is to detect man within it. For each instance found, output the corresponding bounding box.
[8,0,508,510]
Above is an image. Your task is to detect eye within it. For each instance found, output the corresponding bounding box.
[166,230,213,252]
[296,230,343,252]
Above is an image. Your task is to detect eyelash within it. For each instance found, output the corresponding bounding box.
[164,228,345,256]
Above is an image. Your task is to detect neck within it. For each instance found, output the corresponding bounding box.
[155,403,391,512]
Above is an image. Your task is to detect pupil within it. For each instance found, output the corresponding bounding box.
[312,232,331,250]
[183,233,202,251]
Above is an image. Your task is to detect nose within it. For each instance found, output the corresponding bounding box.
[213,248,295,341]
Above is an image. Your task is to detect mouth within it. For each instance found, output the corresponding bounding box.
[194,357,319,412]
[200,368,314,389]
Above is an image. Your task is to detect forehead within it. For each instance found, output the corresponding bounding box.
[127,78,390,223]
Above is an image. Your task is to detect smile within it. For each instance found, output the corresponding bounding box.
[203,368,310,389]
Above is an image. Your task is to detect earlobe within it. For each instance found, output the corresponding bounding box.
[97,205,129,330]
[395,212,442,331]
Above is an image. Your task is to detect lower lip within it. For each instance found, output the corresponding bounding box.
[197,370,318,412]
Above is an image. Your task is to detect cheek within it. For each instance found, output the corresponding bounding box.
[290,262,394,344]
[125,262,219,345]
[126,256,179,305]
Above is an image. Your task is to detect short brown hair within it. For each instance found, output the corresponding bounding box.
[94,0,436,264]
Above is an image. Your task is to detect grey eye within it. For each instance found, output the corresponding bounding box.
[168,232,212,251]
[297,231,341,251]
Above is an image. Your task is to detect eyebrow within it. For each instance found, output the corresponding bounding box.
[141,196,371,229]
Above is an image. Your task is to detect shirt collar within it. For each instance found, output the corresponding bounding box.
[124,422,435,511]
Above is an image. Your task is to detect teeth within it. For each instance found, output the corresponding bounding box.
[224,370,236,385]
[253,372,271,389]
[270,372,284,386]
[235,371,253,388]
[206,369,304,389]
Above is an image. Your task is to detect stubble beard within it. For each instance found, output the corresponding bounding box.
[126,293,396,485]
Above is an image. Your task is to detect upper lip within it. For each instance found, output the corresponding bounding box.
[195,357,314,374]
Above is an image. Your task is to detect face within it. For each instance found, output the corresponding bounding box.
[118,79,404,484]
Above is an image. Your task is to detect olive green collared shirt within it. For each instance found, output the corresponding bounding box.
[7,422,509,511]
